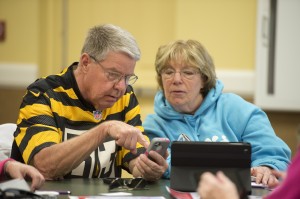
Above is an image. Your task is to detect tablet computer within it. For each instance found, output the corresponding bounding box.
[170,141,251,195]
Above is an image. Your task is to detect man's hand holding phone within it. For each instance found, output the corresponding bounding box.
[131,137,170,181]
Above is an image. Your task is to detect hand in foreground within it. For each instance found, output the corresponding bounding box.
[131,150,168,181]
[105,121,149,154]
[267,170,286,188]
[198,171,239,199]
[251,166,279,186]
[5,160,45,191]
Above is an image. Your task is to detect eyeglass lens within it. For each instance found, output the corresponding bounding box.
[88,54,138,85]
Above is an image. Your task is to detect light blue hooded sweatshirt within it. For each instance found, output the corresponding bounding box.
[143,80,291,179]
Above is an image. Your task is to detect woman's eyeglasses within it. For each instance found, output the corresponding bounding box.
[161,67,200,80]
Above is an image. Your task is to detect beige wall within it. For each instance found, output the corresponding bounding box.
[0,0,39,62]
[0,0,299,157]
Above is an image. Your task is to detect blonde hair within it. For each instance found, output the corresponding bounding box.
[155,40,216,96]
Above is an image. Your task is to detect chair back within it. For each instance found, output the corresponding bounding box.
[0,123,17,160]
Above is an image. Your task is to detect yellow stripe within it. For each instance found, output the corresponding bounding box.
[100,91,142,123]
[18,104,54,122]
[15,127,28,146]
[49,98,94,121]
[110,92,131,113]
[124,105,140,123]
[53,86,79,100]
[19,129,61,163]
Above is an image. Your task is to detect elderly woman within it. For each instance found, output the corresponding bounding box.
[143,39,291,186]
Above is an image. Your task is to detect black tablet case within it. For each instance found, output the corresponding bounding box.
[170,141,251,195]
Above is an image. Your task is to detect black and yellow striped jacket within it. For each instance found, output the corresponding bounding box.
[11,62,147,178]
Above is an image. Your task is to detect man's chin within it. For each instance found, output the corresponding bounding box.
[102,101,117,108]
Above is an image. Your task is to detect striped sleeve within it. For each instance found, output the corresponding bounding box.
[15,85,61,164]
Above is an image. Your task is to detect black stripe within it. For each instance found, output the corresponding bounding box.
[28,142,56,163]
[122,147,146,171]
[127,114,142,127]
[18,126,57,153]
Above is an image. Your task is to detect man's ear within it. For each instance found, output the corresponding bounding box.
[80,53,90,72]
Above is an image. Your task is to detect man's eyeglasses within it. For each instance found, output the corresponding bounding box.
[102,177,148,191]
[161,67,200,80]
[89,54,138,86]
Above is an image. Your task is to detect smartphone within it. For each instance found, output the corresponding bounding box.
[145,137,170,160]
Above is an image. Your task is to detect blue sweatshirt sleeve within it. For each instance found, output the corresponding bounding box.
[244,109,291,170]
[223,94,291,171]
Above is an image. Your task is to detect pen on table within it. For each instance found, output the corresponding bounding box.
[57,190,71,195]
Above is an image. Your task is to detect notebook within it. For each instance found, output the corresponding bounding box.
[170,141,252,195]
